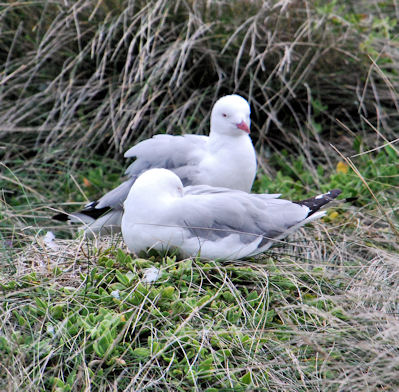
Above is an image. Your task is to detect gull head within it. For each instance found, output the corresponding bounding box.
[210,94,251,136]
[125,168,184,206]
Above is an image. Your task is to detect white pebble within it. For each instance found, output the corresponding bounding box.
[43,231,58,250]
[143,267,160,283]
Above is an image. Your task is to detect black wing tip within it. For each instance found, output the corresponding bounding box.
[79,206,111,220]
[83,201,98,210]
[52,200,111,222]
[52,212,69,222]
[325,189,342,199]
[295,189,342,216]
[343,196,358,203]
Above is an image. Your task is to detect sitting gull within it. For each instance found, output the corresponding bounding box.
[121,168,341,260]
[53,94,257,235]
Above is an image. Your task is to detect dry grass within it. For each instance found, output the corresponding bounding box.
[1,0,397,166]
[1,208,398,390]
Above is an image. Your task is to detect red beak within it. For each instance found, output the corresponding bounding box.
[236,121,250,134]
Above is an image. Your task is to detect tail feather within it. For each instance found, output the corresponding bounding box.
[52,212,96,224]
[52,202,111,222]
[295,189,341,217]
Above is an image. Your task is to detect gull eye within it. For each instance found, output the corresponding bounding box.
[222,113,227,118]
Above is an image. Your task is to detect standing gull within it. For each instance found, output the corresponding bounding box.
[53,94,257,234]
[121,169,341,260]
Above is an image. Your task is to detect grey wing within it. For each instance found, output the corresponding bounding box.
[185,184,281,198]
[93,177,136,210]
[67,178,135,235]
[76,134,208,228]
[124,134,208,186]
[176,193,309,246]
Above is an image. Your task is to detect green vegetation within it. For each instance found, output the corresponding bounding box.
[3,240,398,391]
[256,144,398,203]
[0,252,350,390]
[1,0,398,390]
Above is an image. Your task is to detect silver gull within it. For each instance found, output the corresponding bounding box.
[121,168,341,260]
[53,94,257,235]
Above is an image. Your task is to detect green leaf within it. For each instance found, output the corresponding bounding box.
[198,357,213,372]
[106,258,115,268]
[222,291,235,303]
[50,305,64,320]
[93,333,112,358]
[34,297,47,310]
[51,377,65,388]
[246,291,259,302]
[0,336,11,353]
[161,286,175,299]
[12,311,26,327]
[196,294,211,307]
[132,347,151,359]
[134,258,153,268]
[115,270,130,286]
[384,145,397,160]
[116,249,132,265]
[240,371,252,385]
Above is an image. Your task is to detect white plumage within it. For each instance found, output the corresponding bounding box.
[121,169,341,260]
[54,95,257,235]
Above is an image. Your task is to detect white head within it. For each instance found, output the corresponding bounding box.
[210,94,251,137]
[125,168,184,208]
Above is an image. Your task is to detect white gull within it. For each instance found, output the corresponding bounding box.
[121,169,341,260]
[54,94,257,235]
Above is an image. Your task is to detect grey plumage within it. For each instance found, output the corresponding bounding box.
[53,94,257,235]
[177,191,315,246]
[121,169,342,260]
[124,134,207,183]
